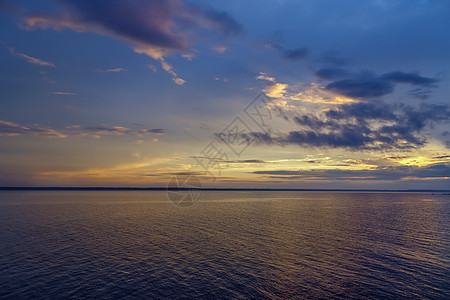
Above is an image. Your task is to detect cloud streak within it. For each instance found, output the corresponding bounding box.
[9,48,55,67]
[51,91,76,95]
[252,163,450,181]
[0,121,166,139]
[0,120,66,138]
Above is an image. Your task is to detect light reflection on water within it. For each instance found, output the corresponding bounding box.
[0,191,448,299]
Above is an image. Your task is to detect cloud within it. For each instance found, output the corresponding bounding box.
[407,88,433,100]
[252,163,450,181]
[82,126,166,137]
[265,83,288,98]
[94,67,126,73]
[220,159,267,164]
[255,72,288,98]
[315,68,351,80]
[0,120,66,138]
[326,77,394,99]
[381,71,439,87]
[434,155,450,159]
[282,47,309,60]
[256,72,275,82]
[324,101,397,120]
[172,78,186,85]
[235,159,266,163]
[239,101,450,150]
[0,120,166,139]
[213,45,227,54]
[51,91,76,95]
[22,0,242,84]
[146,64,157,72]
[324,71,438,99]
[213,77,229,82]
[106,67,125,72]
[84,126,131,135]
[266,42,309,61]
[9,48,55,67]
[319,51,348,66]
[292,83,356,104]
[201,8,243,35]
[138,128,166,135]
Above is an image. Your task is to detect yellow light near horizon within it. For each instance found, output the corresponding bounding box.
[397,156,435,167]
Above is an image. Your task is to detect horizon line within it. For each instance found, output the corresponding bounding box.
[0,187,449,193]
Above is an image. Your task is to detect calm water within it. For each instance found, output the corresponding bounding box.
[0,191,448,299]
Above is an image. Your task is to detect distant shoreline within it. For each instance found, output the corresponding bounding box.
[0,187,449,193]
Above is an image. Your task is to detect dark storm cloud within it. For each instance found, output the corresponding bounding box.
[239,101,450,150]
[252,163,450,181]
[381,71,439,87]
[24,0,242,51]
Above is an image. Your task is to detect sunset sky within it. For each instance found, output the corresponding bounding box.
[1,0,449,189]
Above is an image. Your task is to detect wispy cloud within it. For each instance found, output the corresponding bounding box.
[213,45,227,54]
[9,47,55,67]
[214,77,229,82]
[94,67,126,73]
[50,91,76,95]
[0,120,66,138]
[0,120,166,139]
[146,64,157,72]
[80,125,166,137]
[22,0,242,84]
[256,72,275,82]
[106,67,125,72]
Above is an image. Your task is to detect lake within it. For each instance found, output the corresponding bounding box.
[0,191,448,299]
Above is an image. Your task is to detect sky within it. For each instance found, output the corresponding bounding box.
[0,0,449,189]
